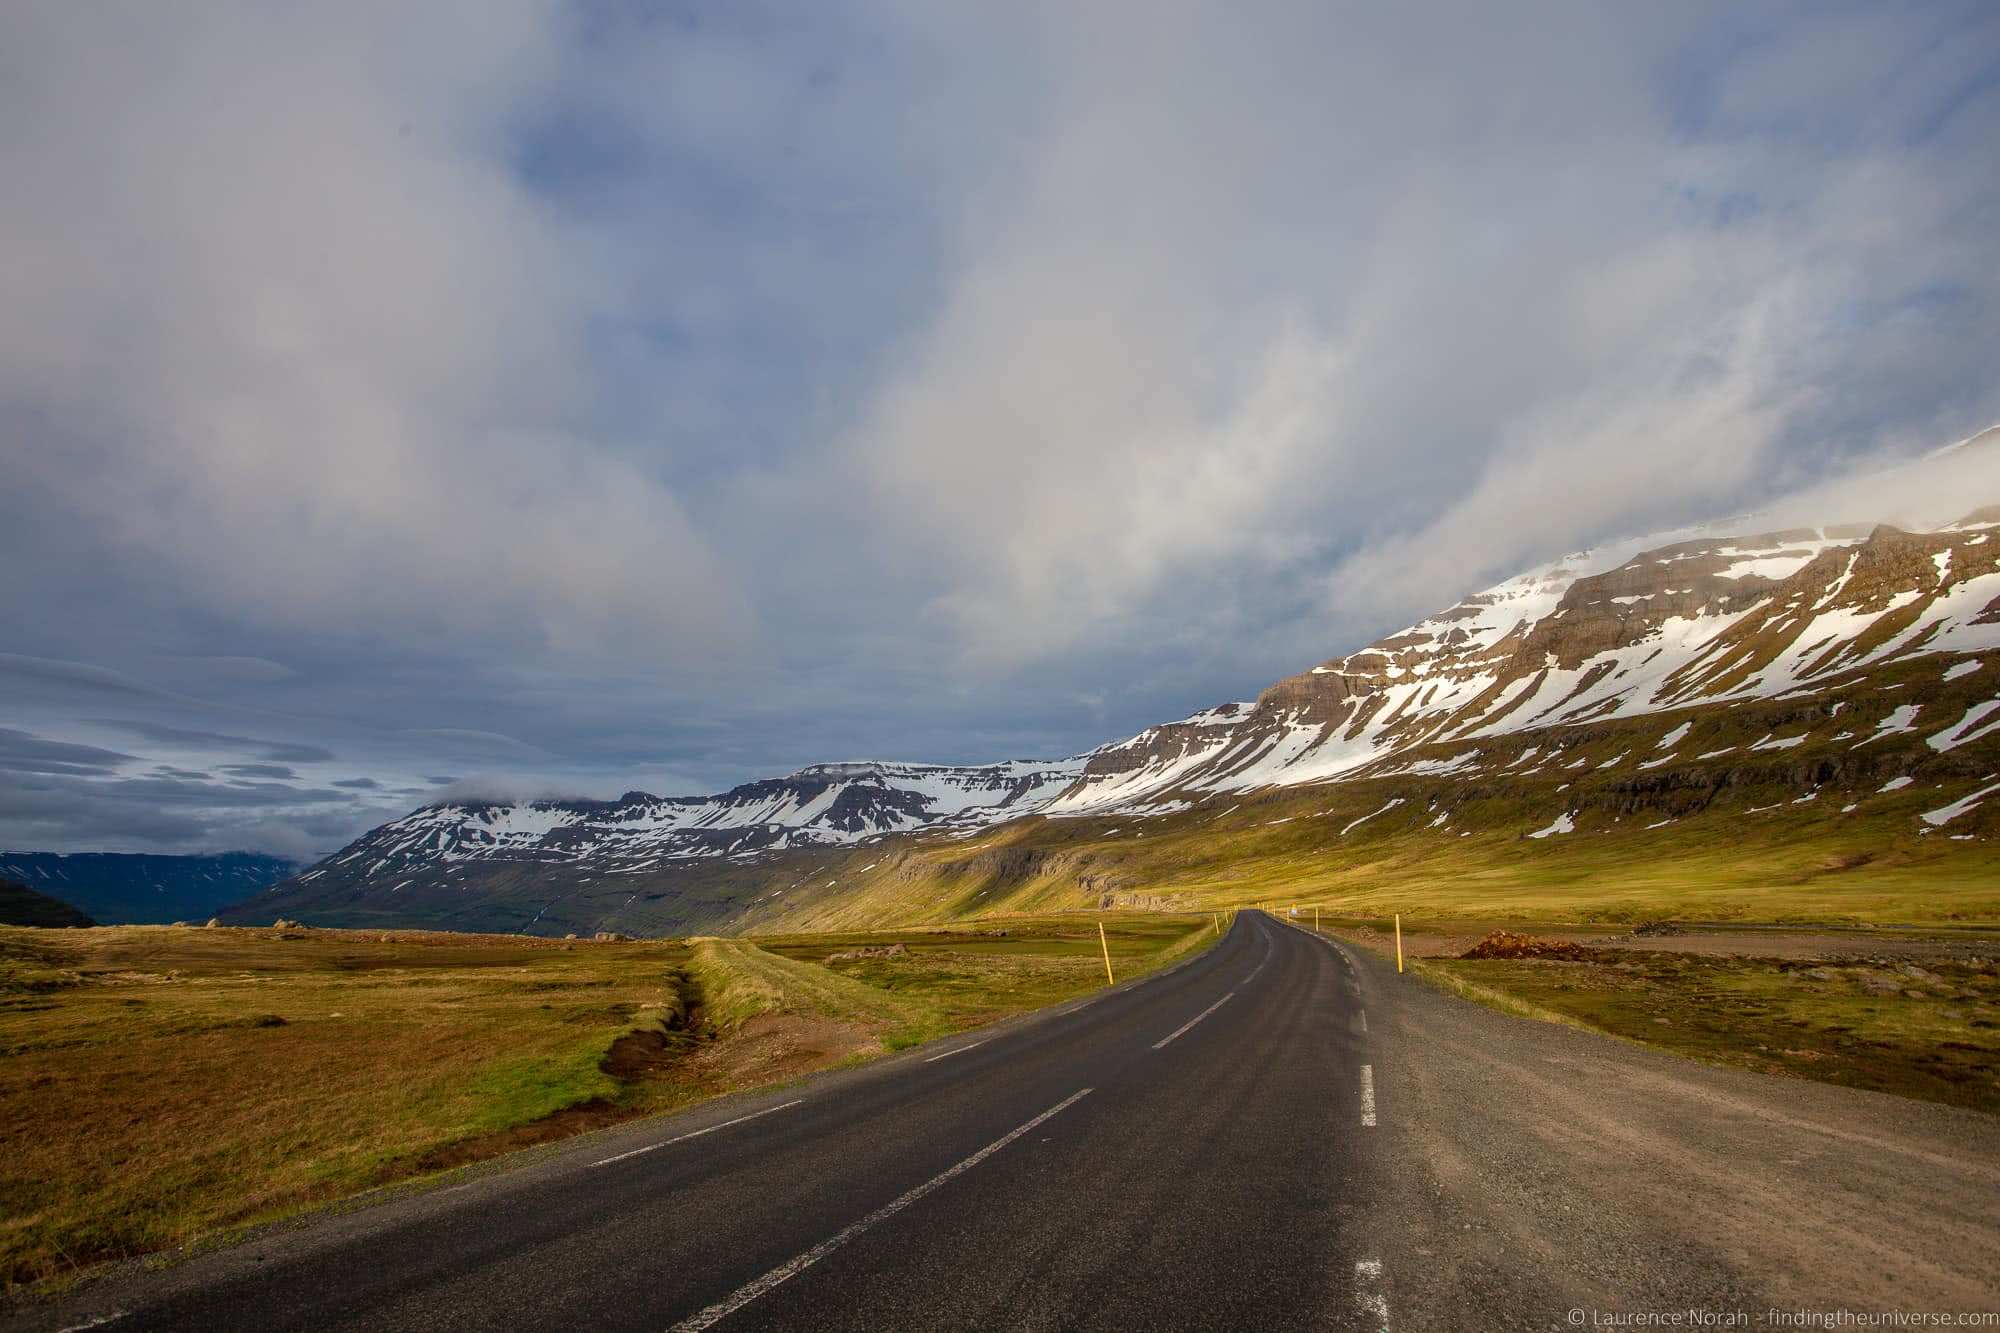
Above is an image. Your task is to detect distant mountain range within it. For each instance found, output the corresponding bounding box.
[239,432,2000,936]
[0,852,297,925]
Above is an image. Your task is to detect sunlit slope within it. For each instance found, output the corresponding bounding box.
[1040,517,2000,816]
[738,647,2000,931]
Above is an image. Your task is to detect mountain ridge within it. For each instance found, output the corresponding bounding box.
[236,440,2000,935]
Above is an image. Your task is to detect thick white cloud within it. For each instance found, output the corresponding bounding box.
[1,2,737,657]
[849,2,2000,646]
[1,1,1996,853]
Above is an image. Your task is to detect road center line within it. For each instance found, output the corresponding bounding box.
[1153,991,1235,1050]
[665,1088,1094,1333]
[1358,1010,1368,1034]
[1359,1064,1377,1127]
[923,1038,988,1063]
[591,1099,804,1168]
[1355,1258,1390,1328]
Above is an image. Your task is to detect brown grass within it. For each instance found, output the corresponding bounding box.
[0,913,1213,1293]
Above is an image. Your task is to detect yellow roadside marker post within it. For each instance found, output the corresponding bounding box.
[1314,905,1319,933]
[1098,921,1115,986]
[1395,913,1404,974]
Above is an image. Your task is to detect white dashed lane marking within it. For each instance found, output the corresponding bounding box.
[1360,1064,1377,1127]
[923,1039,988,1063]
[1152,991,1236,1050]
[666,1088,1094,1332]
[1355,1258,1390,1328]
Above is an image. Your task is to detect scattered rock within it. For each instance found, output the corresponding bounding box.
[594,931,631,942]
[1461,931,1597,961]
[1630,920,1686,938]
[825,943,911,963]
[204,918,221,929]
[563,933,578,941]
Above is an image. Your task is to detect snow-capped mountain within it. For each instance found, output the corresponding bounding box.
[240,431,2000,934]
[1045,514,2000,814]
[266,759,1082,910]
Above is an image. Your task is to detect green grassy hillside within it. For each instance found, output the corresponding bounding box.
[736,654,2000,931]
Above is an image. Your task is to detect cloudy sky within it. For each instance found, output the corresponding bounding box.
[3,2,1997,859]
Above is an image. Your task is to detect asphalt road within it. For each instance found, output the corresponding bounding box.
[14,911,2000,1331]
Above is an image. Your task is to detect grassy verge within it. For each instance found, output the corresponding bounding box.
[756,912,1218,1029]
[1402,956,1591,1032]
[0,912,1213,1294]
[686,937,950,1049]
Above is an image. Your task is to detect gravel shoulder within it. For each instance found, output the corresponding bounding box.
[1319,928,2000,1328]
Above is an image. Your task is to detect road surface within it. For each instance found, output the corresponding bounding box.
[11,912,1998,1331]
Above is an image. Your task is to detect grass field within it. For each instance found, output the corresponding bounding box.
[0,913,1212,1293]
[1311,918,2000,1115]
[1431,951,2000,1112]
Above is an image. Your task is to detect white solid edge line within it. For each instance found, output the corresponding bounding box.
[923,1038,988,1063]
[1359,1064,1377,1127]
[1359,1010,1368,1033]
[591,1099,804,1168]
[665,1088,1094,1333]
[1152,990,1235,1050]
